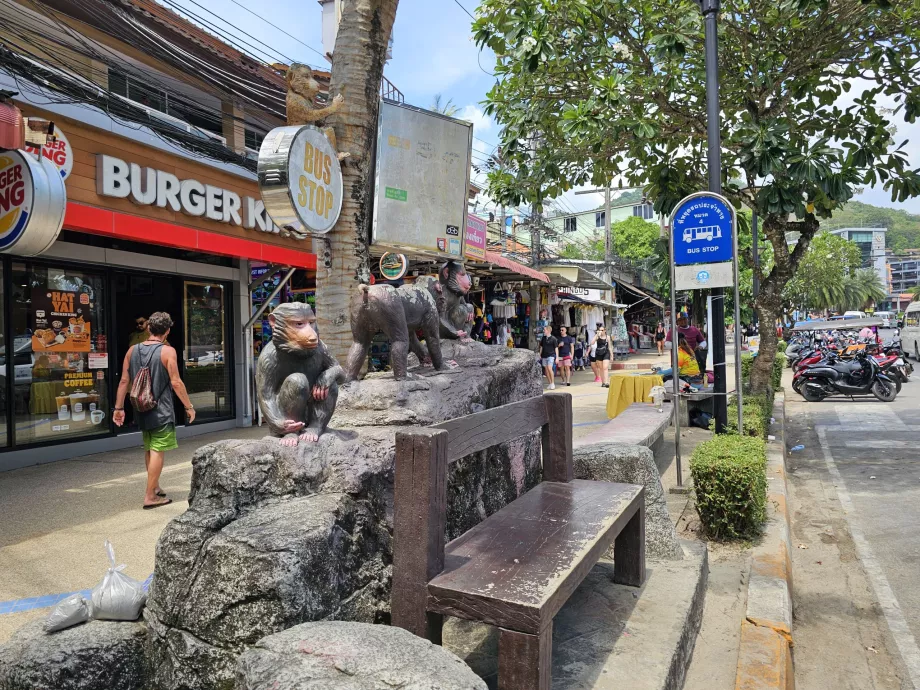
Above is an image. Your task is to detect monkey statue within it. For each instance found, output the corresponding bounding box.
[416,261,475,340]
[345,281,452,381]
[285,62,349,162]
[256,303,345,446]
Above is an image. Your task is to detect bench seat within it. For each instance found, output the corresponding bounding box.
[428,479,644,635]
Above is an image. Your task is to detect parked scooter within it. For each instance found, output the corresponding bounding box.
[798,350,898,402]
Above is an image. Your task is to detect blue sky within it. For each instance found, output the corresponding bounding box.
[171,0,920,216]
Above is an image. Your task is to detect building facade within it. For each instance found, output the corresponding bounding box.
[0,0,324,470]
[828,227,888,292]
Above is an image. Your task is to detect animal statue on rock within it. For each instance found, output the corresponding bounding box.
[285,62,349,162]
[345,279,455,381]
[256,303,345,445]
[416,260,475,340]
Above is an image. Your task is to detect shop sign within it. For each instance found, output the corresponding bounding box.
[379,252,408,280]
[24,129,73,180]
[567,287,604,302]
[465,214,487,260]
[257,125,343,235]
[0,150,66,256]
[96,155,287,237]
[31,287,93,353]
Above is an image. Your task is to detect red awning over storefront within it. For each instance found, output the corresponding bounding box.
[483,251,549,283]
[64,202,316,269]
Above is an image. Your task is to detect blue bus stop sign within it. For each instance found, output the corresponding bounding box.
[671,193,734,266]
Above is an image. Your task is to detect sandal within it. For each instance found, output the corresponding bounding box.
[155,489,167,498]
[143,498,173,510]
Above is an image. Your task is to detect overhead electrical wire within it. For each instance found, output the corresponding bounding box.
[227,0,328,62]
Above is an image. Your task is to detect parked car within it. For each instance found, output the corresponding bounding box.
[902,302,920,360]
[873,311,894,328]
[843,310,867,319]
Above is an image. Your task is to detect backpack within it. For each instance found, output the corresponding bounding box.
[129,343,164,413]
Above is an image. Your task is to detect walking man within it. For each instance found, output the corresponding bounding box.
[557,326,575,386]
[113,311,195,509]
[539,324,559,390]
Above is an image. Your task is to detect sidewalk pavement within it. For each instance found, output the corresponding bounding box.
[0,364,624,643]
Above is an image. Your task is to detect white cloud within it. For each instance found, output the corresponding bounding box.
[460,104,493,135]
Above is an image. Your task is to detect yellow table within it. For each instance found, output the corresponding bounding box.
[606,371,665,419]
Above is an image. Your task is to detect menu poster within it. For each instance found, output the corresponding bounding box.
[31,289,92,353]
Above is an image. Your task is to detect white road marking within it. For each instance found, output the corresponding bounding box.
[842,439,917,449]
[834,404,909,431]
[817,425,920,688]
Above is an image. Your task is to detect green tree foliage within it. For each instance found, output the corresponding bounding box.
[784,231,862,312]
[430,94,460,117]
[842,268,887,310]
[473,0,920,394]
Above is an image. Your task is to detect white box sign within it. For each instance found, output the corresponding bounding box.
[674,261,734,290]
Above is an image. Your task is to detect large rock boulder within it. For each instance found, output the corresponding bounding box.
[146,342,543,689]
[574,442,684,560]
[235,622,487,689]
[0,619,147,690]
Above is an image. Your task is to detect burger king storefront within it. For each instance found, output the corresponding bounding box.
[0,108,316,471]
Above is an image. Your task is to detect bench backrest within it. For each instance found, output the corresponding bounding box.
[391,391,573,638]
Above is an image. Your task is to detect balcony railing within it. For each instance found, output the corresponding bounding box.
[381,75,404,103]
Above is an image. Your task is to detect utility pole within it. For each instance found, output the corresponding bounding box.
[499,204,506,253]
[752,211,759,328]
[529,203,541,350]
[604,187,612,263]
[697,0,728,433]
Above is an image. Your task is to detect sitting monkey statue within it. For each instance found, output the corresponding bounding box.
[418,260,475,340]
[345,282,449,381]
[256,303,345,445]
[285,62,348,162]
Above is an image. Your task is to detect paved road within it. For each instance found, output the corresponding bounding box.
[786,353,920,689]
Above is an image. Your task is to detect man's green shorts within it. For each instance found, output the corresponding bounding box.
[142,424,178,452]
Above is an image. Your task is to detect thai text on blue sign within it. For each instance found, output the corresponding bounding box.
[671,194,734,266]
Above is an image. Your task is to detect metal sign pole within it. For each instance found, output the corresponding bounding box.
[731,212,743,432]
[669,210,682,487]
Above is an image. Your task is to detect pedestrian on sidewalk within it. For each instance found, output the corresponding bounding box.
[590,325,611,387]
[655,322,666,355]
[657,334,702,384]
[589,321,602,382]
[113,311,196,509]
[557,326,575,386]
[538,324,559,390]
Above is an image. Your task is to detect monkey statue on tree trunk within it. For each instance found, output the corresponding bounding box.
[285,63,349,162]
[256,303,345,446]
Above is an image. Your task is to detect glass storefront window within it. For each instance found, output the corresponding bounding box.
[11,263,110,445]
[183,281,231,421]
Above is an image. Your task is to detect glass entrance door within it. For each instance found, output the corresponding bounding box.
[183,281,231,421]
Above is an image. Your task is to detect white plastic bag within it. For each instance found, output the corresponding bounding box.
[90,540,147,621]
[44,593,92,633]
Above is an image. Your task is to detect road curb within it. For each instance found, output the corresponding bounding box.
[735,389,795,690]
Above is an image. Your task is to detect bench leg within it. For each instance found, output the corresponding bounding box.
[614,500,646,587]
[498,624,552,690]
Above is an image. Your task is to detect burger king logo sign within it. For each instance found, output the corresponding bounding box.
[0,152,32,250]
[24,129,73,180]
[0,150,66,256]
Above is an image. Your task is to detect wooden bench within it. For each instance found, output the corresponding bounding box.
[391,392,646,689]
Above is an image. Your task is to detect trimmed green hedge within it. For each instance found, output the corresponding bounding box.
[714,394,773,438]
[691,435,768,540]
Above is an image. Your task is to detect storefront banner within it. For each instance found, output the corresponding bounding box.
[24,129,73,180]
[31,288,93,352]
[465,214,487,260]
[0,150,66,256]
[565,287,604,302]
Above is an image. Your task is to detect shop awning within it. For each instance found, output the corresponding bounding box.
[557,292,627,309]
[540,264,614,290]
[64,202,317,269]
[615,277,665,308]
[466,251,550,283]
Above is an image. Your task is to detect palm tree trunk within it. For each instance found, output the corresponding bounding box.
[316,0,399,362]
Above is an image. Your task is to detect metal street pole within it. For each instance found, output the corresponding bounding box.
[699,0,728,433]
[752,211,760,328]
[604,186,612,264]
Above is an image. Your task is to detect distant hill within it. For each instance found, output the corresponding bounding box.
[821,201,920,254]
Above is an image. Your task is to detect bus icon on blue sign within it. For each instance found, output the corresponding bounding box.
[683,225,722,243]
